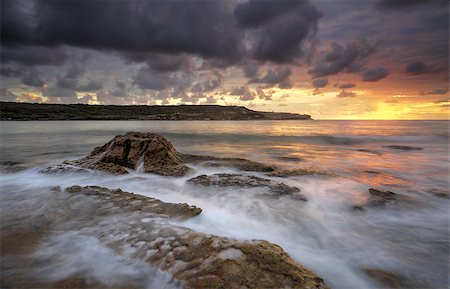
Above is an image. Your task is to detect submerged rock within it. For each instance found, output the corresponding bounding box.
[428,188,449,199]
[187,173,307,201]
[266,168,333,178]
[180,154,275,172]
[40,163,91,174]
[352,188,414,211]
[277,156,305,162]
[63,186,326,289]
[66,185,202,219]
[363,268,409,288]
[0,160,28,173]
[383,145,423,151]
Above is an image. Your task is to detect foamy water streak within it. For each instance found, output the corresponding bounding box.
[135,155,145,173]
[1,120,449,289]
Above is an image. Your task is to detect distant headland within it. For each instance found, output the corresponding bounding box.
[0,102,312,121]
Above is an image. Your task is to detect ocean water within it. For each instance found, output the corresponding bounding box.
[0,120,449,289]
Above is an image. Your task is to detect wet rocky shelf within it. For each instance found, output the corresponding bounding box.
[28,132,330,288]
[1,185,329,289]
[187,173,307,201]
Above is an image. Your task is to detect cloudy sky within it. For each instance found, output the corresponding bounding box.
[1,0,448,119]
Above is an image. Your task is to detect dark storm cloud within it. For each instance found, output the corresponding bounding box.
[422,89,449,95]
[309,40,377,78]
[0,63,46,88]
[229,86,256,101]
[2,0,241,62]
[0,88,17,102]
[191,71,224,93]
[43,87,77,98]
[133,64,191,91]
[375,0,435,9]
[405,61,436,75]
[1,0,320,65]
[0,46,67,66]
[76,81,103,92]
[361,67,389,82]
[249,67,292,88]
[110,81,128,98]
[234,0,302,28]
[312,78,328,88]
[22,68,45,87]
[336,90,356,98]
[236,0,321,63]
[0,64,23,77]
[338,83,356,89]
[55,63,102,91]
[243,65,260,79]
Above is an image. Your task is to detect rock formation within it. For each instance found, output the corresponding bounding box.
[352,188,415,211]
[2,185,328,289]
[71,132,191,176]
[187,173,307,201]
[64,186,326,289]
[266,168,333,178]
[180,154,275,172]
[42,132,275,176]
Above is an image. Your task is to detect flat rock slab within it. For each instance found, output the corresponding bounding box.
[0,160,28,173]
[187,173,307,201]
[180,154,275,172]
[363,268,410,288]
[63,186,326,289]
[66,185,202,219]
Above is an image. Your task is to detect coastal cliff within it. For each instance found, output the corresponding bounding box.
[0,102,312,121]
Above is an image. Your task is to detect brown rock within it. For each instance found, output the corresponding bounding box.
[180,154,275,172]
[41,132,190,176]
[63,186,326,289]
[66,185,202,219]
[42,132,276,176]
[0,160,28,173]
[187,173,307,201]
[266,168,333,178]
[363,268,409,288]
[352,188,415,211]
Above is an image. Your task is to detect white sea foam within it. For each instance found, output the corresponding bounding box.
[32,231,181,289]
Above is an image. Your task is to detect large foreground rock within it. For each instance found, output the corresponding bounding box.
[75,132,190,176]
[2,185,328,289]
[187,173,307,201]
[42,132,275,176]
[67,186,324,289]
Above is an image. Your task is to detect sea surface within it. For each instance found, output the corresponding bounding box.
[1,120,449,289]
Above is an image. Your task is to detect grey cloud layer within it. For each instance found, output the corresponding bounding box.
[1,0,320,65]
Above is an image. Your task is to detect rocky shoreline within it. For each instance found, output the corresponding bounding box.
[2,132,329,289]
[3,131,443,289]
